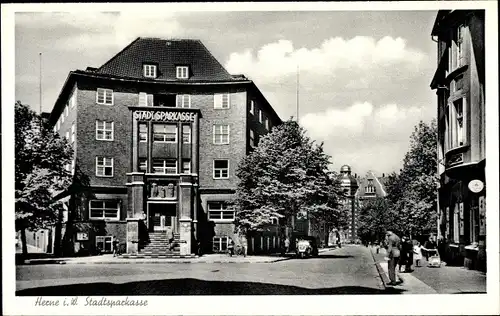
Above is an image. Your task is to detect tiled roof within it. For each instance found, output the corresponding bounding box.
[95,37,235,81]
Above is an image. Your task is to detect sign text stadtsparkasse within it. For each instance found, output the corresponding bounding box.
[134,110,196,122]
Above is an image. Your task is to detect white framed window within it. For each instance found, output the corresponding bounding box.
[153,124,177,143]
[89,200,120,221]
[138,158,147,173]
[265,118,269,130]
[213,124,230,144]
[259,110,263,123]
[176,95,191,108]
[213,159,229,179]
[65,105,69,117]
[139,92,154,107]
[181,160,191,174]
[96,88,113,105]
[143,64,157,78]
[212,236,228,253]
[71,123,75,143]
[96,157,114,177]
[96,236,114,252]
[214,93,230,109]
[250,130,255,148]
[449,24,465,72]
[250,100,255,115]
[152,159,177,174]
[139,123,148,143]
[176,66,189,79]
[454,98,464,147]
[182,125,191,144]
[96,120,114,141]
[446,98,466,149]
[208,202,235,221]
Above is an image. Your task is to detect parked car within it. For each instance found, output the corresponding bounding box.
[295,236,319,258]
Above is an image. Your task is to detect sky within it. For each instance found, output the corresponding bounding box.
[14,9,439,177]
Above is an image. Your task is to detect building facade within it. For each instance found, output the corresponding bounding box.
[338,165,359,243]
[48,38,281,257]
[430,10,486,271]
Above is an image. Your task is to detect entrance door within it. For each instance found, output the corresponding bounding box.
[148,203,177,232]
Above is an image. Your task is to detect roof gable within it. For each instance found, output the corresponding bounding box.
[96,38,234,81]
[356,171,388,198]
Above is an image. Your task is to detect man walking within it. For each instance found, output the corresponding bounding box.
[240,234,248,257]
[385,230,402,286]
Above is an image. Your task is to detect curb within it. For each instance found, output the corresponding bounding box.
[370,248,390,289]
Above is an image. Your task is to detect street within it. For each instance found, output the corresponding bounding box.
[16,245,393,295]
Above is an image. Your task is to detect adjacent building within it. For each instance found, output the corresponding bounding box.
[48,38,281,257]
[430,10,486,271]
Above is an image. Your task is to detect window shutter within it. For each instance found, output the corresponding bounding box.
[214,94,222,109]
[139,92,147,106]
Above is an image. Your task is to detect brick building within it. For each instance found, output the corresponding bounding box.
[48,38,281,257]
[430,10,486,271]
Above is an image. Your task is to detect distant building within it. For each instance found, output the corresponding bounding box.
[430,10,486,271]
[338,165,359,243]
[48,37,282,257]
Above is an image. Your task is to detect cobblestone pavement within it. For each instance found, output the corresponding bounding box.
[370,246,486,294]
[16,245,387,295]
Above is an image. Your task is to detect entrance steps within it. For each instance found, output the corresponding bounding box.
[138,232,183,256]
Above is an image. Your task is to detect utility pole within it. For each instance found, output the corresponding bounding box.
[39,52,42,115]
[296,64,299,122]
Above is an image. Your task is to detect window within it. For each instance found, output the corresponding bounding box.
[176,95,191,108]
[139,123,148,142]
[449,24,465,71]
[454,99,464,146]
[153,124,177,143]
[212,236,228,253]
[89,200,120,220]
[143,64,157,78]
[250,130,255,148]
[57,119,61,130]
[259,110,263,123]
[95,236,113,253]
[138,158,147,173]
[182,125,191,144]
[70,90,77,108]
[176,66,189,79]
[181,160,191,174]
[61,112,65,123]
[213,125,230,144]
[214,93,230,109]
[96,157,113,177]
[213,159,229,179]
[65,131,69,141]
[96,120,114,141]
[208,202,235,221]
[265,118,269,130]
[139,92,154,107]
[71,123,75,143]
[96,88,113,105]
[250,100,255,115]
[65,105,69,117]
[152,159,177,174]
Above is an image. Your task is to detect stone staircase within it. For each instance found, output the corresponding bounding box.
[120,232,196,259]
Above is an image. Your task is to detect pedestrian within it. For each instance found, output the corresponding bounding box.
[284,237,290,254]
[227,237,235,257]
[385,230,402,286]
[398,237,407,273]
[112,236,119,257]
[404,238,414,272]
[413,241,423,267]
[240,234,248,257]
[422,235,437,261]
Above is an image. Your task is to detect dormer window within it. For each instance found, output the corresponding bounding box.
[143,64,157,78]
[176,66,189,79]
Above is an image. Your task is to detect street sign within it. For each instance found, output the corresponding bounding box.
[468,180,484,193]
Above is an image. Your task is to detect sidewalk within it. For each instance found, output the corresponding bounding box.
[23,248,333,265]
[370,247,486,294]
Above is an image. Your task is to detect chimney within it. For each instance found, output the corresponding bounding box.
[382,173,385,177]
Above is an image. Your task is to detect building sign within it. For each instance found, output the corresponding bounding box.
[468,180,484,193]
[459,202,464,235]
[76,232,88,241]
[134,110,196,122]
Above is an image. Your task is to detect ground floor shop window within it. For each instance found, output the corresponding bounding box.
[213,236,228,253]
[96,236,113,253]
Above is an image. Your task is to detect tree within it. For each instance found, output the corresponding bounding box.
[15,101,73,257]
[357,197,401,243]
[233,119,345,240]
[385,120,439,239]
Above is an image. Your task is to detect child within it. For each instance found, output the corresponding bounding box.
[413,242,423,267]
